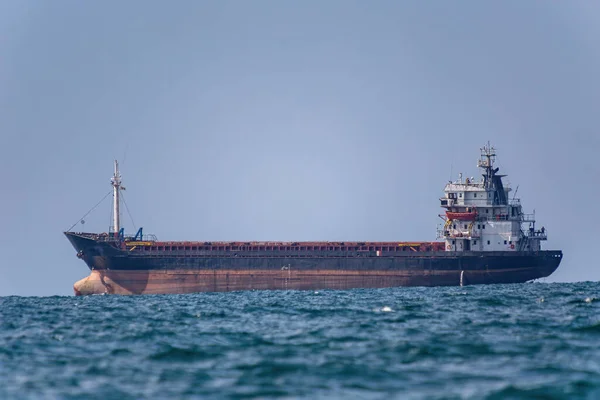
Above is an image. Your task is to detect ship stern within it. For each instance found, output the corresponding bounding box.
[537,250,563,279]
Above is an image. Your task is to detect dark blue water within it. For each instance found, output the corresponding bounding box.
[2,282,600,399]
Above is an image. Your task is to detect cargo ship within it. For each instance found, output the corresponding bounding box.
[65,144,562,295]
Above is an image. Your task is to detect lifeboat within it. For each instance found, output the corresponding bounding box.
[446,209,477,221]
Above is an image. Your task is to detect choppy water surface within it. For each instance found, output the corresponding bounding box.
[2,282,600,399]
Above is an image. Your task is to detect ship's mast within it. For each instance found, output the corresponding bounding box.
[111,160,121,235]
[477,142,496,190]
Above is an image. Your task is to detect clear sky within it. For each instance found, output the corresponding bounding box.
[1,1,598,295]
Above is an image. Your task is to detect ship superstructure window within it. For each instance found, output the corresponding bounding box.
[474,193,477,197]
[464,224,468,229]
[504,240,507,245]
[459,193,463,198]
[487,240,490,245]
[473,240,477,245]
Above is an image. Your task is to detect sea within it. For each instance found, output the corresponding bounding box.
[1,282,600,399]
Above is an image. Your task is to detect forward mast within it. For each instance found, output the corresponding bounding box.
[110,160,122,236]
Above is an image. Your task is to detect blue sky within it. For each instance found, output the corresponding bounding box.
[1,1,598,295]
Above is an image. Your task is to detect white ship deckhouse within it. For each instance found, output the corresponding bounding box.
[439,144,547,253]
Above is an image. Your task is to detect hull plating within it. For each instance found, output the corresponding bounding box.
[73,261,560,295]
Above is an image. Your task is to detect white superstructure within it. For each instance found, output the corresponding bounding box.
[438,144,547,252]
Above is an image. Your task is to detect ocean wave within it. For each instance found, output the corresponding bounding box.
[2,282,600,399]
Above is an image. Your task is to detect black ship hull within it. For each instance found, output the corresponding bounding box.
[66,233,562,295]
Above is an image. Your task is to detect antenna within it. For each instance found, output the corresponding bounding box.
[121,142,130,168]
[478,142,498,190]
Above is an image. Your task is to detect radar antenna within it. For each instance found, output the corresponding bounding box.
[477,142,497,190]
